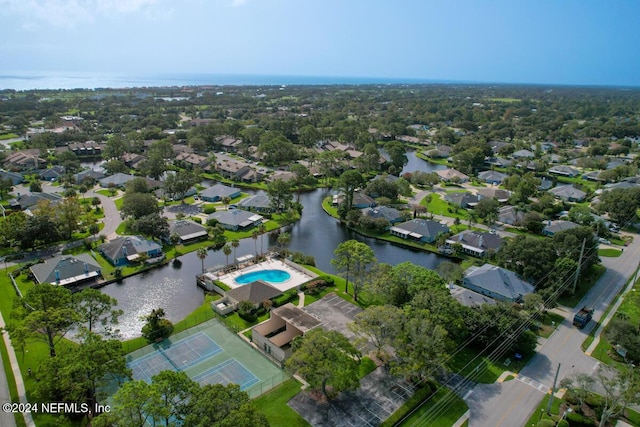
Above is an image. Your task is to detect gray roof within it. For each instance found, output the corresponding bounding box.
[498,205,525,224]
[549,165,580,176]
[272,303,322,333]
[30,254,101,286]
[543,220,580,234]
[0,170,24,185]
[391,219,449,239]
[447,230,503,253]
[445,192,479,207]
[74,169,106,182]
[512,149,534,158]
[548,184,587,200]
[99,173,136,187]
[168,220,207,240]
[99,235,162,261]
[10,192,62,210]
[477,170,508,183]
[361,206,402,222]
[238,192,272,209]
[207,209,263,228]
[199,183,240,199]
[464,264,535,302]
[476,187,511,201]
[604,181,640,191]
[225,280,282,305]
[449,284,497,307]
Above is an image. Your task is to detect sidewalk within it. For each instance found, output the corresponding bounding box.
[0,311,34,427]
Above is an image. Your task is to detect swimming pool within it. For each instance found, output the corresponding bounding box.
[235,269,291,284]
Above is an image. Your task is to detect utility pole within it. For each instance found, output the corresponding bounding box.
[547,363,561,415]
[572,238,587,294]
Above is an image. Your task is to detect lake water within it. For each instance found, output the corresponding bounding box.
[101,155,451,338]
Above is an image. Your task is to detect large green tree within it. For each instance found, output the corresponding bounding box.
[266,178,293,213]
[332,239,376,300]
[286,328,361,398]
[348,305,404,362]
[14,283,80,357]
[72,289,123,336]
[337,170,365,213]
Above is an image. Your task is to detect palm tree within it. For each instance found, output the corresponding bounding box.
[277,232,291,256]
[222,196,231,210]
[196,247,208,273]
[251,230,259,261]
[223,244,232,269]
[258,224,267,256]
[231,239,240,268]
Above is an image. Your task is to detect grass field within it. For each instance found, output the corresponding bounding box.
[598,248,622,257]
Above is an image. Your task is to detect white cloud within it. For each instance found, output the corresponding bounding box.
[230,0,248,7]
[0,0,162,29]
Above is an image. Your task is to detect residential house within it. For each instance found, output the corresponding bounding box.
[511,149,535,160]
[390,219,449,243]
[9,192,62,210]
[199,184,242,202]
[489,141,510,154]
[217,136,243,152]
[68,141,103,157]
[538,177,554,191]
[3,150,47,171]
[39,165,65,181]
[122,153,147,170]
[98,235,163,266]
[548,184,587,202]
[445,192,479,208]
[449,284,497,307]
[0,170,24,185]
[74,169,106,184]
[251,303,322,364]
[446,230,503,257]
[267,171,296,182]
[238,192,275,213]
[476,187,511,203]
[30,254,101,287]
[548,165,580,177]
[361,206,404,225]
[485,157,513,168]
[477,170,508,185]
[215,157,262,183]
[207,209,264,231]
[99,173,137,188]
[582,171,605,182]
[174,152,211,169]
[425,145,453,158]
[166,219,208,244]
[542,220,580,237]
[332,191,377,209]
[603,180,640,191]
[463,264,534,303]
[498,205,525,225]
[436,168,470,183]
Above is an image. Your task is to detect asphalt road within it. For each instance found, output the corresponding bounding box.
[465,234,640,427]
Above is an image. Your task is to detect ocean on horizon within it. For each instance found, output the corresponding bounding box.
[0,71,445,91]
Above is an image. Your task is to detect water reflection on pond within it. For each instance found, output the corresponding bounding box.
[102,153,451,338]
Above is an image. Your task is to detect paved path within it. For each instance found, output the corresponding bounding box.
[0,310,31,427]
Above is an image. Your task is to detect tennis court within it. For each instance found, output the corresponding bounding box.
[125,319,285,398]
[193,358,259,390]
[129,332,223,383]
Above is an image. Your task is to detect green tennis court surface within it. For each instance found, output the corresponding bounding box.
[124,319,285,398]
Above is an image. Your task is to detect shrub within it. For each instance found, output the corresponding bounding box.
[203,204,216,214]
[537,420,555,427]
[206,218,218,227]
[566,411,596,426]
[191,217,202,224]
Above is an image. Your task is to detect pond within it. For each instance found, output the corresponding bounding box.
[101,154,452,338]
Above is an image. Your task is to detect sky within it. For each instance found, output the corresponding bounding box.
[1,0,639,87]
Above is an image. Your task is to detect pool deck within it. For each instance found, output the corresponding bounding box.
[214,259,316,292]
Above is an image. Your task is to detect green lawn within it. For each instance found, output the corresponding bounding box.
[423,193,469,220]
[0,133,19,140]
[254,379,310,427]
[598,248,622,257]
[380,382,468,427]
[447,347,508,384]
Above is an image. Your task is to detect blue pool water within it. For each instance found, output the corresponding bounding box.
[235,269,291,284]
